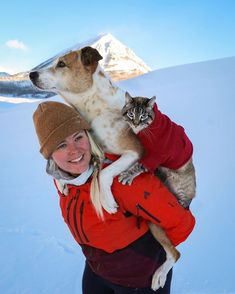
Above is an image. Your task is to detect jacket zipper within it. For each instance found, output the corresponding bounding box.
[80,200,89,242]
[136,204,161,223]
[66,197,77,239]
[73,191,83,243]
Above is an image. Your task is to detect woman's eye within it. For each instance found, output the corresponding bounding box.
[56,61,66,68]
[57,143,67,150]
[75,135,83,142]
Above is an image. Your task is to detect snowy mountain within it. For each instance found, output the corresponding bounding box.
[91,33,151,81]
[1,56,235,294]
[0,33,151,100]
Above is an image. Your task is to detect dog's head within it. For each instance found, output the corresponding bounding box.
[29,46,103,94]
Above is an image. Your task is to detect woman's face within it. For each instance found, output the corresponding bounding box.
[52,131,91,175]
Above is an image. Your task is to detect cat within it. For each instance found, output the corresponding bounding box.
[120,92,196,209]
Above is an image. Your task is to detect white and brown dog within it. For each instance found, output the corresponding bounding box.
[30,47,143,215]
[29,47,180,291]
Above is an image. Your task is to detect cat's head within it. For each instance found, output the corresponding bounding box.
[122,92,156,134]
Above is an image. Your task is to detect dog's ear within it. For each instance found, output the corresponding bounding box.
[81,47,103,66]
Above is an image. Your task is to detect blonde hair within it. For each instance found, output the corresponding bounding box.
[85,131,105,219]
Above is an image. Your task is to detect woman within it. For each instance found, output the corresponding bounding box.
[33,101,195,294]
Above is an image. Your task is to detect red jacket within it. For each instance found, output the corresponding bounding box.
[56,155,195,253]
[55,154,195,287]
[139,104,193,172]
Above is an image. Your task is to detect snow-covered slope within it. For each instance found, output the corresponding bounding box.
[0,57,235,294]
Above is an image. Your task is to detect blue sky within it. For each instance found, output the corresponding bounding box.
[0,0,234,73]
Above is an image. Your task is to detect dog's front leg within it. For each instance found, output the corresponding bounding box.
[99,151,139,214]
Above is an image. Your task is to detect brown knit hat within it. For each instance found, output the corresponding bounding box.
[33,101,90,159]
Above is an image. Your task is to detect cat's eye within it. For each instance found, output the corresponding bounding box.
[56,60,66,68]
[140,114,148,121]
[127,112,134,119]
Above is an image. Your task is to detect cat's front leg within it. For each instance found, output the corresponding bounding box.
[118,162,147,185]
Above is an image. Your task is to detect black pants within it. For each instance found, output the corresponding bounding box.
[82,263,172,294]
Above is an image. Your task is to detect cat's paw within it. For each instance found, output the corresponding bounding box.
[178,198,191,208]
[118,172,136,185]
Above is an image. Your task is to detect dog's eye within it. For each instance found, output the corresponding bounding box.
[56,61,66,68]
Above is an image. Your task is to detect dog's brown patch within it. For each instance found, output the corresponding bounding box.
[61,51,78,66]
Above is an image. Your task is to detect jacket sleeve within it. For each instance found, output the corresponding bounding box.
[112,173,195,246]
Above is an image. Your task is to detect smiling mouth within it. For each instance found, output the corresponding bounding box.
[69,155,84,163]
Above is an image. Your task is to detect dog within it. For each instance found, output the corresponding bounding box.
[29,47,181,290]
[29,47,143,216]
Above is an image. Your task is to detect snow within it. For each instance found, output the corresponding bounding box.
[0,96,40,104]
[1,56,235,294]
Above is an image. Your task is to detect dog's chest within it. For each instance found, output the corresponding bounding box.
[90,111,128,153]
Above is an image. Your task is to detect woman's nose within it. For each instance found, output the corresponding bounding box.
[67,143,78,154]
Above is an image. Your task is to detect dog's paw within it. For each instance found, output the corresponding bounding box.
[100,184,118,214]
[101,196,118,214]
[99,170,118,214]
[151,257,175,291]
[103,204,118,214]
[151,265,168,291]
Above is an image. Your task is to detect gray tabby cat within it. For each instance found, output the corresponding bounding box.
[120,92,196,209]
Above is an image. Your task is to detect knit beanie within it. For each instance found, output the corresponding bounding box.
[33,101,90,159]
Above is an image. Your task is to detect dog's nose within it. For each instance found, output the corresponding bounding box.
[29,71,39,81]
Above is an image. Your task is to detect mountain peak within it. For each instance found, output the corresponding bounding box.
[90,33,151,81]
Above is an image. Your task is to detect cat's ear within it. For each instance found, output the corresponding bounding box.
[125,92,133,104]
[148,96,156,108]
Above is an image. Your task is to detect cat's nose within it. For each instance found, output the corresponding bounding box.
[134,120,140,127]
